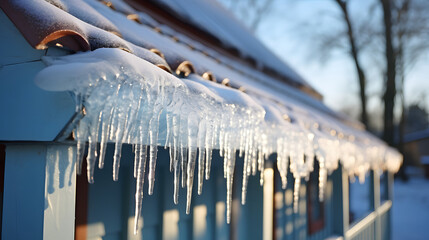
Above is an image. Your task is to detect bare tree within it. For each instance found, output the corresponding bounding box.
[221,0,429,139]
[223,0,372,127]
[394,0,429,148]
[380,0,397,146]
[380,0,429,146]
[332,0,369,128]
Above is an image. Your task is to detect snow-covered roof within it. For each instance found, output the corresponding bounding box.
[151,0,313,89]
[1,0,402,234]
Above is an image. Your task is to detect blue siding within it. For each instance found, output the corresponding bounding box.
[84,151,394,240]
[0,10,76,142]
[85,147,263,240]
[2,145,47,240]
[274,168,335,240]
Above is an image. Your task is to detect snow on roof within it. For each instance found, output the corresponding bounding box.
[149,0,315,92]
[34,48,402,233]
[0,0,355,125]
[1,0,402,234]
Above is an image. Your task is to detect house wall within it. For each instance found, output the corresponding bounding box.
[273,168,335,240]
[0,7,395,240]
[0,10,75,142]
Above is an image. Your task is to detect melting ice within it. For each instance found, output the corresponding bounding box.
[35,48,402,234]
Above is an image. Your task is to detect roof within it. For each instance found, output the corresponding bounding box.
[126,0,320,98]
[1,0,321,98]
[1,0,402,233]
[0,0,359,128]
[0,0,400,174]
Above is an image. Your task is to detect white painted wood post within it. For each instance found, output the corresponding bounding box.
[43,145,77,240]
[263,165,274,240]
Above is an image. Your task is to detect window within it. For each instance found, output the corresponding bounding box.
[307,159,325,234]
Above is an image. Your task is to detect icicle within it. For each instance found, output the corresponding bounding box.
[259,160,265,186]
[181,147,188,188]
[99,107,115,169]
[197,120,206,195]
[169,146,174,172]
[112,143,123,181]
[148,111,161,195]
[133,144,147,235]
[133,144,140,178]
[223,154,227,179]
[172,115,180,175]
[319,166,327,201]
[293,177,300,213]
[238,124,245,158]
[258,150,264,172]
[281,157,289,189]
[219,114,226,158]
[86,135,97,183]
[165,113,174,172]
[250,137,257,176]
[206,122,218,180]
[241,157,249,205]
[173,153,180,204]
[226,148,236,224]
[112,103,129,181]
[205,148,212,180]
[197,148,205,195]
[86,111,103,179]
[186,114,199,214]
[186,146,197,214]
[165,113,172,149]
[180,116,188,188]
[76,138,86,175]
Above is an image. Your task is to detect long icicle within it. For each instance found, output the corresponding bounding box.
[133,144,147,234]
[197,120,206,195]
[186,114,199,214]
[293,177,301,213]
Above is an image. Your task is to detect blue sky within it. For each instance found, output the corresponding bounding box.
[221,0,429,127]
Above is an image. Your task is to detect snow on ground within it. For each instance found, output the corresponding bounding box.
[392,168,429,240]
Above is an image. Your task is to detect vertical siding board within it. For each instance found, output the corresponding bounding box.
[86,145,126,239]
[233,153,263,240]
[2,145,47,240]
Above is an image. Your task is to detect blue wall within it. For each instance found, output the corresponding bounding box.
[83,146,263,240]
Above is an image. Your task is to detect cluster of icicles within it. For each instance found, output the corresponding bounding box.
[35,48,402,234]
